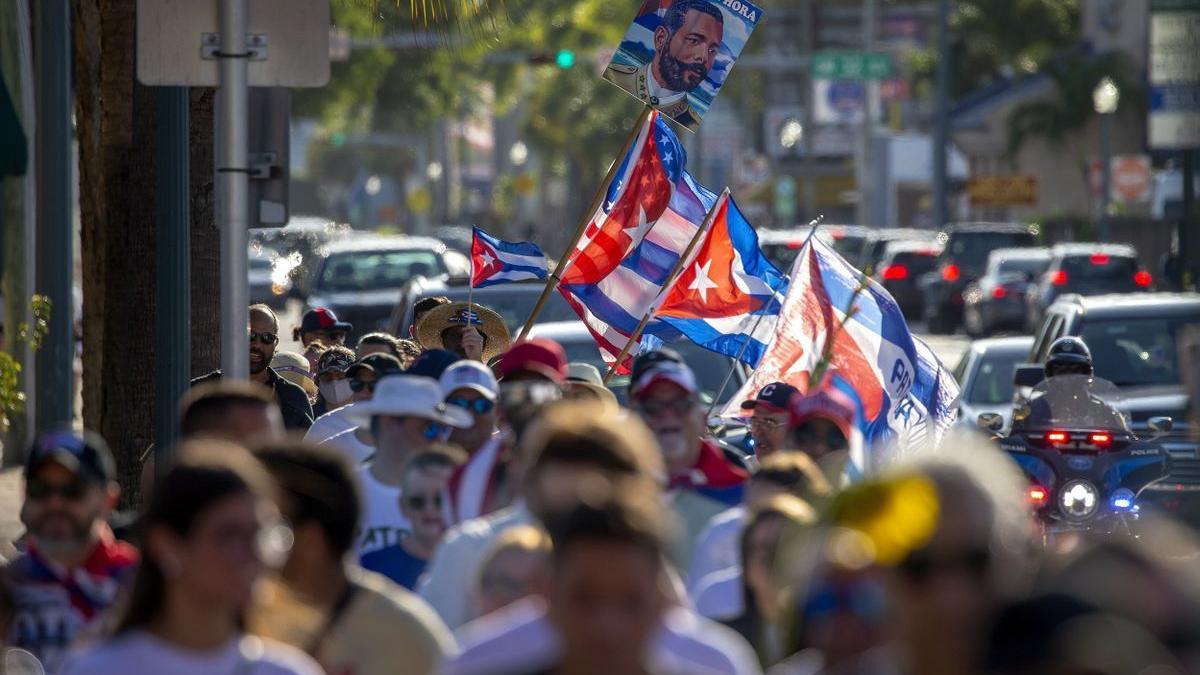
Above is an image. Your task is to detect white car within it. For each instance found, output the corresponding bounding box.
[953,336,1034,432]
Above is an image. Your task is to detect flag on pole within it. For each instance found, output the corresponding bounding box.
[471,227,549,288]
[656,194,786,366]
[721,234,958,472]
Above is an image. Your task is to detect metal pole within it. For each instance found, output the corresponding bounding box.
[1099,113,1112,242]
[856,0,877,226]
[932,0,950,229]
[219,0,249,379]
[154,87,190,471]
[800,0,817,216]
[34,0,72,431]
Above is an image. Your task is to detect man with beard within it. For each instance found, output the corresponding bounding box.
[193,304,313,430]
[605,0,724,128]
[6,431,138,671]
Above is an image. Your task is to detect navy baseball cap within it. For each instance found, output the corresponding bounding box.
[741,382,800,412]
[406,349,461,380]
[300,307,353,334]
[347,353,404,378]
[25,430,116,485]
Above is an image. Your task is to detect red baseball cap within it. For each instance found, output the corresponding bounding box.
[497,338,568,383]
[789,386,856,440]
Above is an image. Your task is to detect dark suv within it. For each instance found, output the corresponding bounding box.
[1025,243,1152,330]
[1016,293,1200,495]
[921,223,1038,333]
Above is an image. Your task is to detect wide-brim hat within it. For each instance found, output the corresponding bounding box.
[415,302,511,361]
[345,375,473,428]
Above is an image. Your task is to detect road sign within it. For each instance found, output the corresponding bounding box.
[1110,155,1153,204]
[137,0,330,87]
[811,52,893,80]
[966,175,1038,207]
[1148,0,1200,149]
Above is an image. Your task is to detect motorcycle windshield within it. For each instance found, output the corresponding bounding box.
[1013,374,1129,433]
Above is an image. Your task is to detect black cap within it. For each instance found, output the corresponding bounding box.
[740,381,799,412]
[347,353,404,379]
[406,349,460,380]
[630,348,685,389]
[25,430,116,485]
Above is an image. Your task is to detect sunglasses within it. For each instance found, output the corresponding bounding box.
[404,493,444,510]
[27,479,89,501]
[898,547,991,584]
[423,422,447,441]
[249,331,278,345]
[636,397,697,417]
[349,378,377,393]
[803,579,887,620]
[749,416,787,430]
[446,397,495,415]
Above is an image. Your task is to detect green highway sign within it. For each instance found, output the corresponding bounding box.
[811,52,893,81]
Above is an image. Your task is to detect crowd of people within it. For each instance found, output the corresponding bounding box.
[3,299,1200,675]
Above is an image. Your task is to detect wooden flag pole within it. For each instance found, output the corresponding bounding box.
[516,105,655,342]
[602,188,730,384]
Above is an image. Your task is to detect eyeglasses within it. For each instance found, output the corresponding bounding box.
[349,378,377,393]
[749,416,787,430]
[446,396,495,415]
[404,493,444,510]
[898,547,991,584]
[249,331,278,345]
[27,479,89,501]
[636,397,697,418]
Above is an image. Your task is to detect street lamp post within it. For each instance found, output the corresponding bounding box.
[1093,77,1119,242]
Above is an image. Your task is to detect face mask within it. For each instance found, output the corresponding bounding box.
[320,379,353,405]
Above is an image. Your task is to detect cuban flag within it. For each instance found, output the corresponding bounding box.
[559,112,722,369]
[721,234,958,471]
[656,194,787,366]
[471,227,549,288]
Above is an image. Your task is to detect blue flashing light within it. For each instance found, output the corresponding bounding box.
[1110,488,1136,511]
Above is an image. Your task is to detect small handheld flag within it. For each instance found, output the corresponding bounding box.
[471,227,549,289]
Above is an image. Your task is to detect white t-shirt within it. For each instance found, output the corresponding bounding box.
[356,464,411,557]
[688,506,746,591]
[692,567,744,621]
[304,404,356,445]
[321,427,375,466]
[59,631,322,675]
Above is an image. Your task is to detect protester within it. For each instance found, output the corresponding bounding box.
[395,338,423,368]
[180,380,285,445]
[356,332,404,360]
[495,338,569,384]
[689,451,831,597]
[361,447,463,589]
[786,385,856,486]
[311,344,356,420]
[6,431,137,671]
[409,296,451,338]
[301,339,327,374]
[59,441,322,675]
[271,350,318,404]
[439,360,504,522]
[421,399,661,630]
[346,375,472,556]
[719,495,818,667]
[294,306,352,348]
[741,382,799,460]
[563,362,619,406]
[470,525,553,621]
[317,353,405,465]
[193,304,314,430]
[250,442,457,675]
[628,348,747,564]
[407,348,462,380]
[415,301,510,362]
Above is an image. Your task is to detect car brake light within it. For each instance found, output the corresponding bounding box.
[941,264,960,282]
[882,264,908,281]
[1134,270,1153,287]
[1090,253,1110,265]
[1045,430,1069,445]
[1049,270,1068,286]
[1089,432,1112,447]
[1027,485,1049,507]
[786,241,804,250]
[992,286,1008,299]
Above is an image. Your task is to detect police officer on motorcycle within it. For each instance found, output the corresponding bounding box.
[1014,337,1129,432]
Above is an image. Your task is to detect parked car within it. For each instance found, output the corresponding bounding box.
[953,336,1033,432]
[248,246,290,310]
[873,240,942,320]
[390,277,578,338]
[527,321,747,407]
[1025,243,1153,330]
[962,247,1051,336]
[306,235,453,342]
[1015,293,1200,494]
[821,225,876,269]
[920,223,1039,334]
[859,228,937,275]
[758,227,815,271]
[251,215,354,302]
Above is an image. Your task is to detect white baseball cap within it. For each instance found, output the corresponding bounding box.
[439,360,499,400]
[346,375,473,428]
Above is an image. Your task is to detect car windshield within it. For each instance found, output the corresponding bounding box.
[1059,255,1137,282]
[828,234,870,267]
[317,249,445,293]
[949,232,1035,270]
[967,350,1025,405]
[890,251,938,277]
[1016,375,1126,432]
[416,287,577,333]
[762,243,804,271]
[996,256,1048,277]
[1080,317,1189,388]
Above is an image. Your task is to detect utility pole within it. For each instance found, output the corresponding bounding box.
[932,0,950,230]
[218,0,249,379]
[856,0,877,226]
[801,0,817,216]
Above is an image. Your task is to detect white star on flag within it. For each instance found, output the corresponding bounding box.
[479,249,496,269]
[688,259,719,303]
[626,205,654,243]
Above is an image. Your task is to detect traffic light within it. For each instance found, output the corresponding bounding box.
[555,49,575,69]
[528,50,576,69]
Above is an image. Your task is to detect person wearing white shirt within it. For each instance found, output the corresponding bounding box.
[346,375,472,557]
[438,360,506,522]
[320,425,375,466]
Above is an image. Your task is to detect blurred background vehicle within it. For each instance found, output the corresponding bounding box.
[1025,243,1152,329]
[251,216,355,303]
[391,277,578,337]
[248,246,291,310]
[921,223,1039,334]
[953,336,1032,432]
[859,228,938,275]
[758,228,815,272]
[962,247,1051,336]
[873,239,943,320]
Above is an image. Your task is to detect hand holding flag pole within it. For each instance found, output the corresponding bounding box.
[602,187,730,384]
[516,105,655,342]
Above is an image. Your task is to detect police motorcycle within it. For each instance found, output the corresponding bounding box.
[979,373,1172,537]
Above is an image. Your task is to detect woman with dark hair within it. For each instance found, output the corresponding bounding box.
[59,441,322,675]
